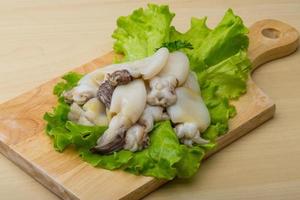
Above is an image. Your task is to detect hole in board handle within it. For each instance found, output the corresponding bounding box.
[261,28,281,39]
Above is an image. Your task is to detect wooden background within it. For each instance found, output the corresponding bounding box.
[0,0,299,199]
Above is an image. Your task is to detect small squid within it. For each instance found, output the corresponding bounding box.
[167,73,211,146]
[91,79,147,154]
[124,105,169,152]
[64,48,169,106]
[147,51,190,107]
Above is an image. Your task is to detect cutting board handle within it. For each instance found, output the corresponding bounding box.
[248,19,299,70]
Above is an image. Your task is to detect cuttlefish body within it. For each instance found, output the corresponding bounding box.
[167,73,211,146]
[64,48,169,106]
[147,51,190,107]
[91,79,147,154]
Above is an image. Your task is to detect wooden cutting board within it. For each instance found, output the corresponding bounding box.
[0,19,298,200]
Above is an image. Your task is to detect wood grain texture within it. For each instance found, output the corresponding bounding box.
[0,19,297,200]
[0,1,300,200]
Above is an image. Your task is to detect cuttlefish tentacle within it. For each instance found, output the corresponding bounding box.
[147,51,190,107]
[124,124,149,152]
[175,123,209,146]
[138,105,169,133]
[91,79,147,154]
[167,85,211,146]
[147,76,178,107]
[124,105,169,152]
[90,115,130,154]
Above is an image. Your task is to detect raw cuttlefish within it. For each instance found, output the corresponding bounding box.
[63,48,211,154]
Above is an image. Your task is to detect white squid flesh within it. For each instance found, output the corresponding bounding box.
[147,51,190,107]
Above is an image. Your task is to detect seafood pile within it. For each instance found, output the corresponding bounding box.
[63,48,210,154]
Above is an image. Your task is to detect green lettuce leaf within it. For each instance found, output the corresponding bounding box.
[125,121,181,179]
[67,122,133,170]
[112,4,175,61]
[196,9,249,68]
[79,149,133,170]
[43,101,70,136]
[48,127,72,152]
[169,9,249,71]
[65,121,107,149]
[53,72,83,97]
[169,17,211,69]
[198,51,251,99]
[125,121,205,180]
[175,145,205,178]
[44,71,83,140]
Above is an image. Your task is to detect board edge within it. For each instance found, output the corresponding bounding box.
[0,140,79,200]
